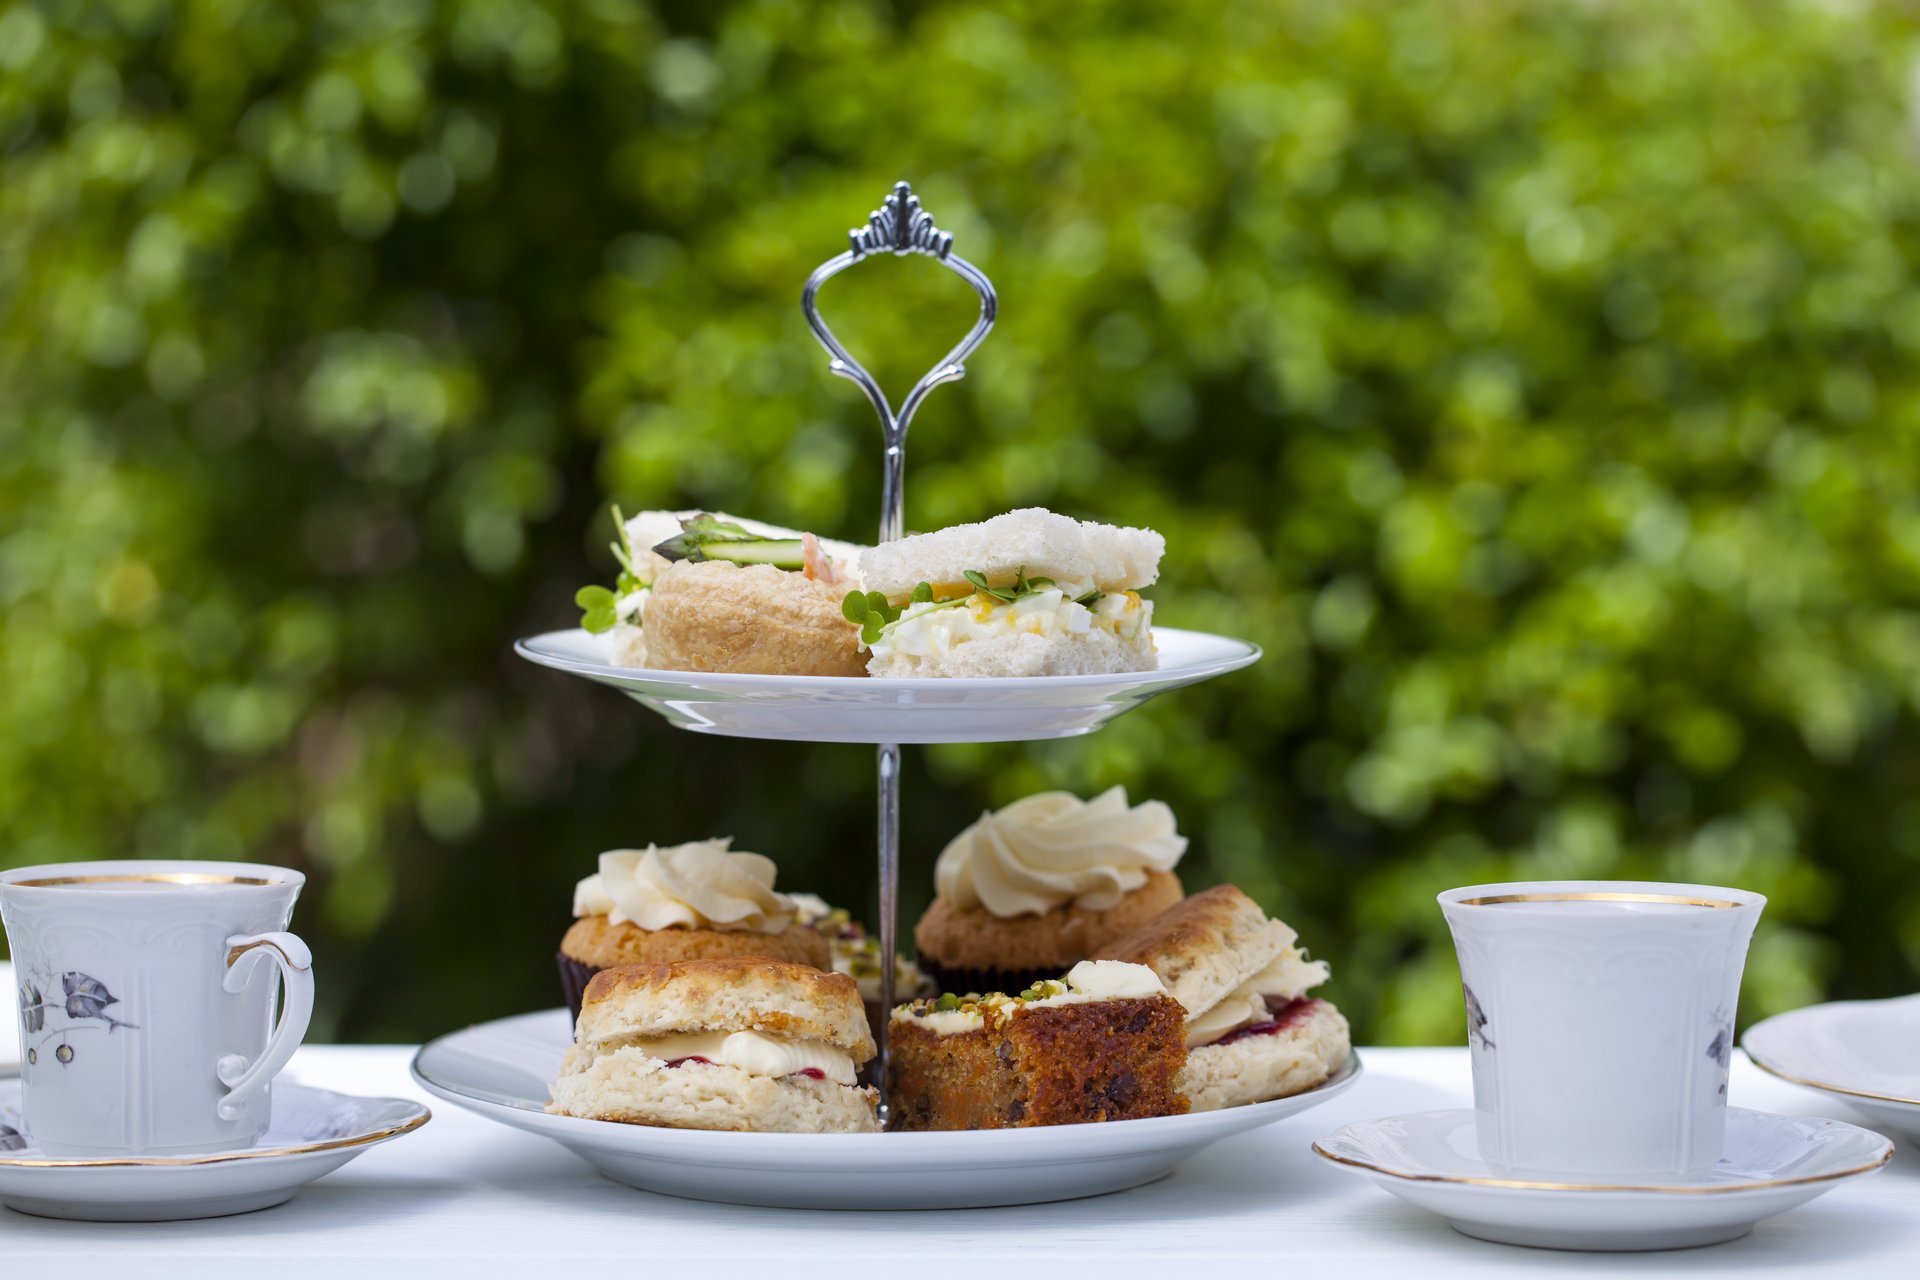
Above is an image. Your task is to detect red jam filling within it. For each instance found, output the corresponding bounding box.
[664,1057,828,1082]
[1210,996,1320,1048]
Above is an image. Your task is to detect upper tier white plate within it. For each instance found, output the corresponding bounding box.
[1315,1107,1891,1252]
[412,1008,1360,1209]
[513,627,1261,743]
[1744,994,1920,1139]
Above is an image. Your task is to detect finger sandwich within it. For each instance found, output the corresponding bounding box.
[578,508,866,675]
[548,958,881,1133]
[846,508,1163,678]
[1096,886,1350,1111]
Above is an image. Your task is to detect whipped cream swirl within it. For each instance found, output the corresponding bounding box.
[572,838,795,933]
[934,787,1187,917]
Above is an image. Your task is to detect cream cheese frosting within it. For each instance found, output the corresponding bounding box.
[934,787,1187,917]
[1184,947,1331,1048]
[613,1030,857,1086]
[572,838,796,933]
[892,960,1169,1035]
[1021,959,1169,1008]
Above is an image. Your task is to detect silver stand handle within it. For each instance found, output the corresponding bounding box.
[801,181,997,543]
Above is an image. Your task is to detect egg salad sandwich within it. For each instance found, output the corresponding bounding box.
[844,508,1163,678]
[1095,885,1350,1112]
[575,508,867,676]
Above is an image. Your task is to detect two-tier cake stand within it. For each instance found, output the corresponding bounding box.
[416,184,1357,1209]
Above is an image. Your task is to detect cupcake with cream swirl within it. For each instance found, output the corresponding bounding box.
[558,838,829,1019]
[913,787,1187,995]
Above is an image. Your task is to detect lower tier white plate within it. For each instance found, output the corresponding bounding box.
[1314,1108,1891,1251]
[413,1008,1360,1209]
[0,1081,430,1221]
[513,626,1261,743]
[1744,994,1920,1140]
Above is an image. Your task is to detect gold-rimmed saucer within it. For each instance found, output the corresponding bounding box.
[0,1080,429,1220]
[1744,994,1920,1140]
[1313,1108,1892,1251]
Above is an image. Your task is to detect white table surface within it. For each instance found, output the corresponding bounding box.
[0,1039,1911,1278]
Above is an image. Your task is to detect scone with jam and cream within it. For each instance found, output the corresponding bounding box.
[558,839,829,1019]
[1096,885,1350,1111]
[913,788,1187,995]
[549,958,880,1133]
[887,960,1188,1131]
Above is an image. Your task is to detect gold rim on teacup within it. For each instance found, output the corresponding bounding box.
[1454,891,1744,909]
[1310,1137,1894,1194]
[7,873,278,888]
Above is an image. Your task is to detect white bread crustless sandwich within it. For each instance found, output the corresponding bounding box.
[547,957,881,1133]
[1095,885,1350,1112]
[577,509,867,676]
[844,508,1164,678]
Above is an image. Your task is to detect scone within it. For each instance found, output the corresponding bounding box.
[558,839,829,1019]
[887,960,1189,1131]
[914,788,1187,994]
[549,958,880,1133]
[1095,885,1350,1111]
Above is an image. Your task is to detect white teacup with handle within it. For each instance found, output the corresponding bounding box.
[1438,879,1765,1181]
[0,860,314,1157]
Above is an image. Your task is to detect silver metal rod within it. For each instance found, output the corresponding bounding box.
[875,741,901,1106]
[799,182,997,1114]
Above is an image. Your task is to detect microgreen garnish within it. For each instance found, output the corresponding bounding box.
[576,585,618,634]
[608,503,644,596]
[578,504,650,633]
[840,589,902,644]
[843,581,957,643]
[962,566,1075,605]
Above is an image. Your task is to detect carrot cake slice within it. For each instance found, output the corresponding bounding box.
[887,960,1188,1131]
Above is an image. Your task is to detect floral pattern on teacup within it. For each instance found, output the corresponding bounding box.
[17,968,138,1071]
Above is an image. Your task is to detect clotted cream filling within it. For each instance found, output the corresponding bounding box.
[606,1030,858,1086]
[1184,948,1331,1048]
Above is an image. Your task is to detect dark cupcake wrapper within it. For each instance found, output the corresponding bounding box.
[916,957,1070,999]
[557,952,601,1022]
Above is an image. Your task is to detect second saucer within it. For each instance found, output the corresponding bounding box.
[1313,1107,1892,1251]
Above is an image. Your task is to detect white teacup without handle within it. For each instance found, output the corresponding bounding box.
[1438,880,1765,1181]
[0,860,315,1157]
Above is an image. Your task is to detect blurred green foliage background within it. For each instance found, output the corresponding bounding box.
[5,0,1920,1045]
